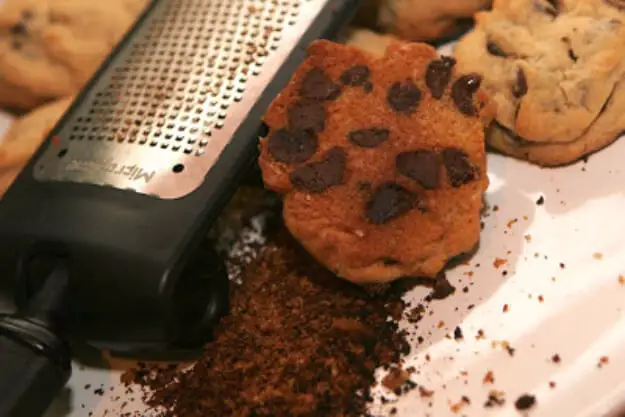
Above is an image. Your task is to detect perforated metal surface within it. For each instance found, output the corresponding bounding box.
[34,0,331,199]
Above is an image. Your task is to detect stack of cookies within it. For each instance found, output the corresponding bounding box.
[0,0,150,196]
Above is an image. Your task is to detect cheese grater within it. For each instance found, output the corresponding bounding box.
[0,0,359,359]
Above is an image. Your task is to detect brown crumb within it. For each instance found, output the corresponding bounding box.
[506,219,518,228]
[493,205,499,212]
[619,275,625,285]
[419,386,434,398]
[382,367,410,391]
[549,381,557,389]
[538,295,544,303]
[483,371,495,384]
[552,354,561,364]
[598,356,610,368]
[493,258,508,269]
[536,196,545,205]
[453,327,464,341]
[450,396,471,413]
[476,329,486,340]
[593,252,603,260]
[437,320,445,329]
[560,262,566,269]
[484,390,505,408]
[492,340,515,356]
[503,304,509,313]
[515,394,536,410]
[524,234,532,242]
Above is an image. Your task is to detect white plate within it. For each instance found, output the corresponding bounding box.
[0,40,623,417]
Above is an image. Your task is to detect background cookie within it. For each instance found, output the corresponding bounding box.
[344,28,406,58]
[0,0,149,111]
[454,0,625,165]
[354,0,492,41]
[259,40,494,284]
[0,96,72,196]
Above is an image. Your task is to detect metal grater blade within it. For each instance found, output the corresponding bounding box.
[33,0,333,199]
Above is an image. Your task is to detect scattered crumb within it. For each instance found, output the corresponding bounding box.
[454,327,464,341]
[484,390,506,408]
[619,275,625,285]
[549,381,557,389]
[437,320,445,329]
[463,271,474,277]
[593,252,603,260]
[382,367,410,391]
[506,218,518,228]
[419,386,434,398]
[515,394,536,411]
[598,356,610,368]
[493,205,499,212]
[483,371,495,384]
[536,196,545,205]
[551,354,561,364]
[492,340,515,356]
[552,277,557,282]
[538,295,544,303]
[524,234,532,242]
[503,304,509,313]
[450,396,471,413]
[560,262,566,269]
[493,258,508,269]
[476,329,486,340]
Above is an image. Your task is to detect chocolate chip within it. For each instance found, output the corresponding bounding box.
[363,82,373,93]
[340,65,370,87]
[267,128,318,164]
[568,48,578,62]
[426,57,456,99]
[288,100,327,132]
[451,73,482,116]
[10,22,27,36]
[512,68,528,98]
[396,150,440,189]
[442,148,477,187]
[454,327,464,340]
[348,128,390,148]
[486,41,508,57]
[300,68,341,101]
[381,257,400,266]
[387,81,422,114]
[289,147,346,193]
[366,183,419,224]
[514,394,536,410]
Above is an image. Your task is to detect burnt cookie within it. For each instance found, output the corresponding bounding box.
[259,40,493,284]
[454,0,625,166]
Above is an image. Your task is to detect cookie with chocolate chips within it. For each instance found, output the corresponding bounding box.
[259,40,494,284]
[454,0,625,166]
[0,0,149,111]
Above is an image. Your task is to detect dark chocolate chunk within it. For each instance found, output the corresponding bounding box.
[451,73,482,116]
[290,147,346,193]
[10,22,27,36]
[442,148,477,187]
[396,150,440,189]
[426,56,456,99]
[267,128,318,164]
[348,128,390,148]
[536,195,545,205]
[300,68,341,101]
[486,41,508,57]
[340,65,371,86]
[568,48,578,62]
[366,183,419,224]
[387,81,422,114]
[429,273,456,300]
[514,394,536,410]
[288,100,327,132]
[512,68,528,98]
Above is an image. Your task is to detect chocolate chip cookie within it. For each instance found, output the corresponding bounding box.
[344,28,406,58]
[454,0,625,166]
[258,40,495,284]
[0,0,149,111]
[354,0,492,41]
[0,96,73,196]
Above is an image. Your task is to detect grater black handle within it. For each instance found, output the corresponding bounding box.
[0,261,72,417]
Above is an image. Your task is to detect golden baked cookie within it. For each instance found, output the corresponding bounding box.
[354,0,492,41]
[454,0,625,165]
[0,96,73,196]
[344,28,405,58]
[258,40,494,284]
[0,0,149,111]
